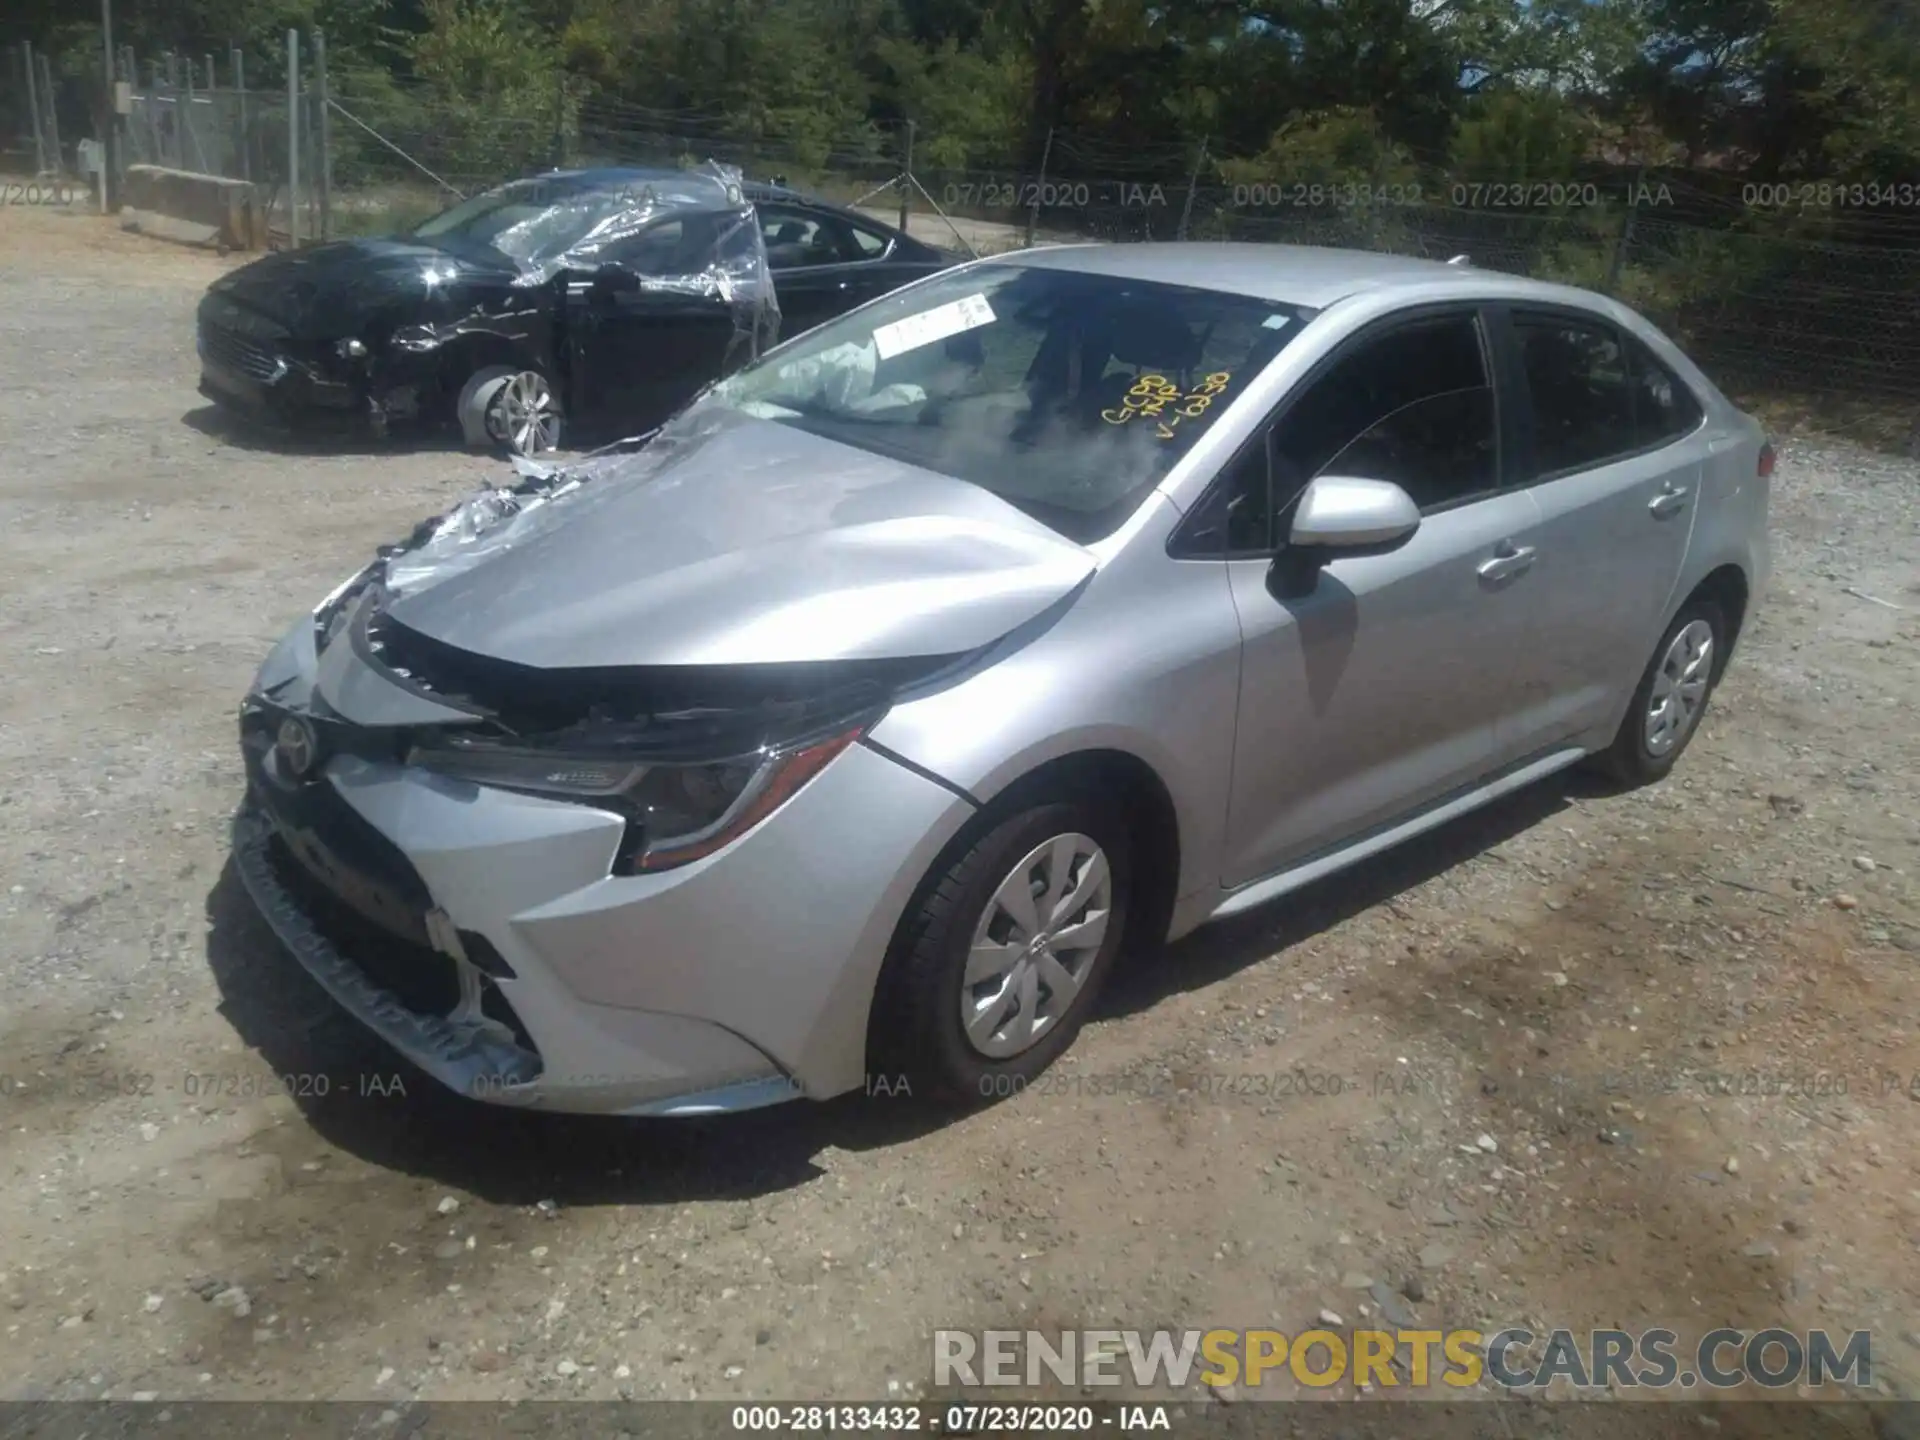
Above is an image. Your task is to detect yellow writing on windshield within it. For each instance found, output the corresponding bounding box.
[1102,371,1233,438]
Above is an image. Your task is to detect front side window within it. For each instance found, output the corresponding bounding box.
[1274,313,1497,513]
[603,218,692,275]
[1513,312,1637,475]
[1176,312,1498,557]
[699,263,1310,543]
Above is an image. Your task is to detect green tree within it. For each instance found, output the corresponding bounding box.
[406,0,564,183]
[1218,106,1422,189]
[1448,88,1593,183]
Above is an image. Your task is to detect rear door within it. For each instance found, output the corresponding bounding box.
[759,202,913,337]
[1491,306,1707,757]
[839,213,947,301]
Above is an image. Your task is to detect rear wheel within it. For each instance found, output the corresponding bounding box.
[1598,597,1725,785]
[870,797,1132,1103]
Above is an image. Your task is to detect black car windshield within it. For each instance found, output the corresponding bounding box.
[411,179,639,270]
[699,264,1310,543]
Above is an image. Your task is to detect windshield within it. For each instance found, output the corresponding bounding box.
[411,179,636,269]
[698,263,1310,543]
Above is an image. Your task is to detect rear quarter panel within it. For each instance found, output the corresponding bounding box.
[1616,310,1772,633]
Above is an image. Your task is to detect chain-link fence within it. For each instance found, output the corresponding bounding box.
[5,40,74,179]
[26,24,1920,434]
[111,44,326,242]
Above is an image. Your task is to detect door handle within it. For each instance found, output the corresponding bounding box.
[1477,540,1536,584]
[1649,482,1691,518]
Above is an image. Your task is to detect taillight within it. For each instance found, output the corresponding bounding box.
[1757,441,1776,478]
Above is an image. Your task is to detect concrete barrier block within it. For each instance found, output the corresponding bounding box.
[120,164,266,251]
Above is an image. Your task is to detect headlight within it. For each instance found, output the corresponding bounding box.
[335,337,369,360]
[407,722,868,873]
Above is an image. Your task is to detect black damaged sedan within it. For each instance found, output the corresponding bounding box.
[194,162,952,454]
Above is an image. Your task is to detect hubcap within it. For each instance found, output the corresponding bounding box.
[486,371,560,455]
[1643,618,1715,757]
[960,832,1113,1059]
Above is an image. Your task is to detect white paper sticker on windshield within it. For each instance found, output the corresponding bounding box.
[872,293,997,360]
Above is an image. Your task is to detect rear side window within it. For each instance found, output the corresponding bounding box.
[758,205,852,269]
[1513,312,1638,475]
[1626,336,1704,447]
[1272,313,1497,512]
[845,222,892,258]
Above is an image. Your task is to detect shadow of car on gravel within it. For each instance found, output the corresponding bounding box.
[182,403,477,459]
[202,769,1600,1203]
[1102,767,1600,1024]
[202,848,966,1208]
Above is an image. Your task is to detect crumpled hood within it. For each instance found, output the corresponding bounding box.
[208,237,518,336]
[378,410,1098,668]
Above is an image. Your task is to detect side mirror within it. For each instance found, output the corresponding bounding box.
[1288,474,1420,550]
[1269,475,1420,601]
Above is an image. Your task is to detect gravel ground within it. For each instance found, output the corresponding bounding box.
[0,206,1916,1422]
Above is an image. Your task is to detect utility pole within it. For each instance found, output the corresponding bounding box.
[1177,136,1209,241]
[39,50,64,175]
[101,0,118,207]
[23,43,49,176]
[1025,125,1053,249]
[1605,166,1646,296]
[898,119,915,233]
[233,47,249,184]
[314,30,331,241]
[286,29,300,246]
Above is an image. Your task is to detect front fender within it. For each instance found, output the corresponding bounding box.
[867,503,1243,910]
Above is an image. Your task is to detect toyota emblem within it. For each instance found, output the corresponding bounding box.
[276,716,318,779]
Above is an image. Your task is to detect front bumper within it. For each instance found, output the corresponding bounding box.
[196,324,422,436]
[234,689,974,1114]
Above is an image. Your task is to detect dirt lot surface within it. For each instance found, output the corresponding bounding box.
[0,206,1916,1423]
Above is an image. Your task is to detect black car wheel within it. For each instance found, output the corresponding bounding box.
[457,365,563,457]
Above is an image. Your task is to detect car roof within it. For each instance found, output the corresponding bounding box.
[549,165,706,186]
[531,168,856,214]
[530,168,927,243]
[741,182,910,233]
[1002,241,1609,312]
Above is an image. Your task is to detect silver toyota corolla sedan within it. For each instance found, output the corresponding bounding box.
[233,242,1772,1116]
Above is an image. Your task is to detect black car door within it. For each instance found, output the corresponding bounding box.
[562,214,739,432]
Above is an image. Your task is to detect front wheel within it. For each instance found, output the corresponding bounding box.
[1597,597,1726,785]
[456,365,563,457]
[870,798,1132,1102]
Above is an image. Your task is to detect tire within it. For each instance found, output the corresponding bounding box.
[870,796,1133,1104]
[455,364,563,457]
[1597,597,1726,786]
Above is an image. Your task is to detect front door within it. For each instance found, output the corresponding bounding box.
[1218,308,1545,887]
[563,214,739,432]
